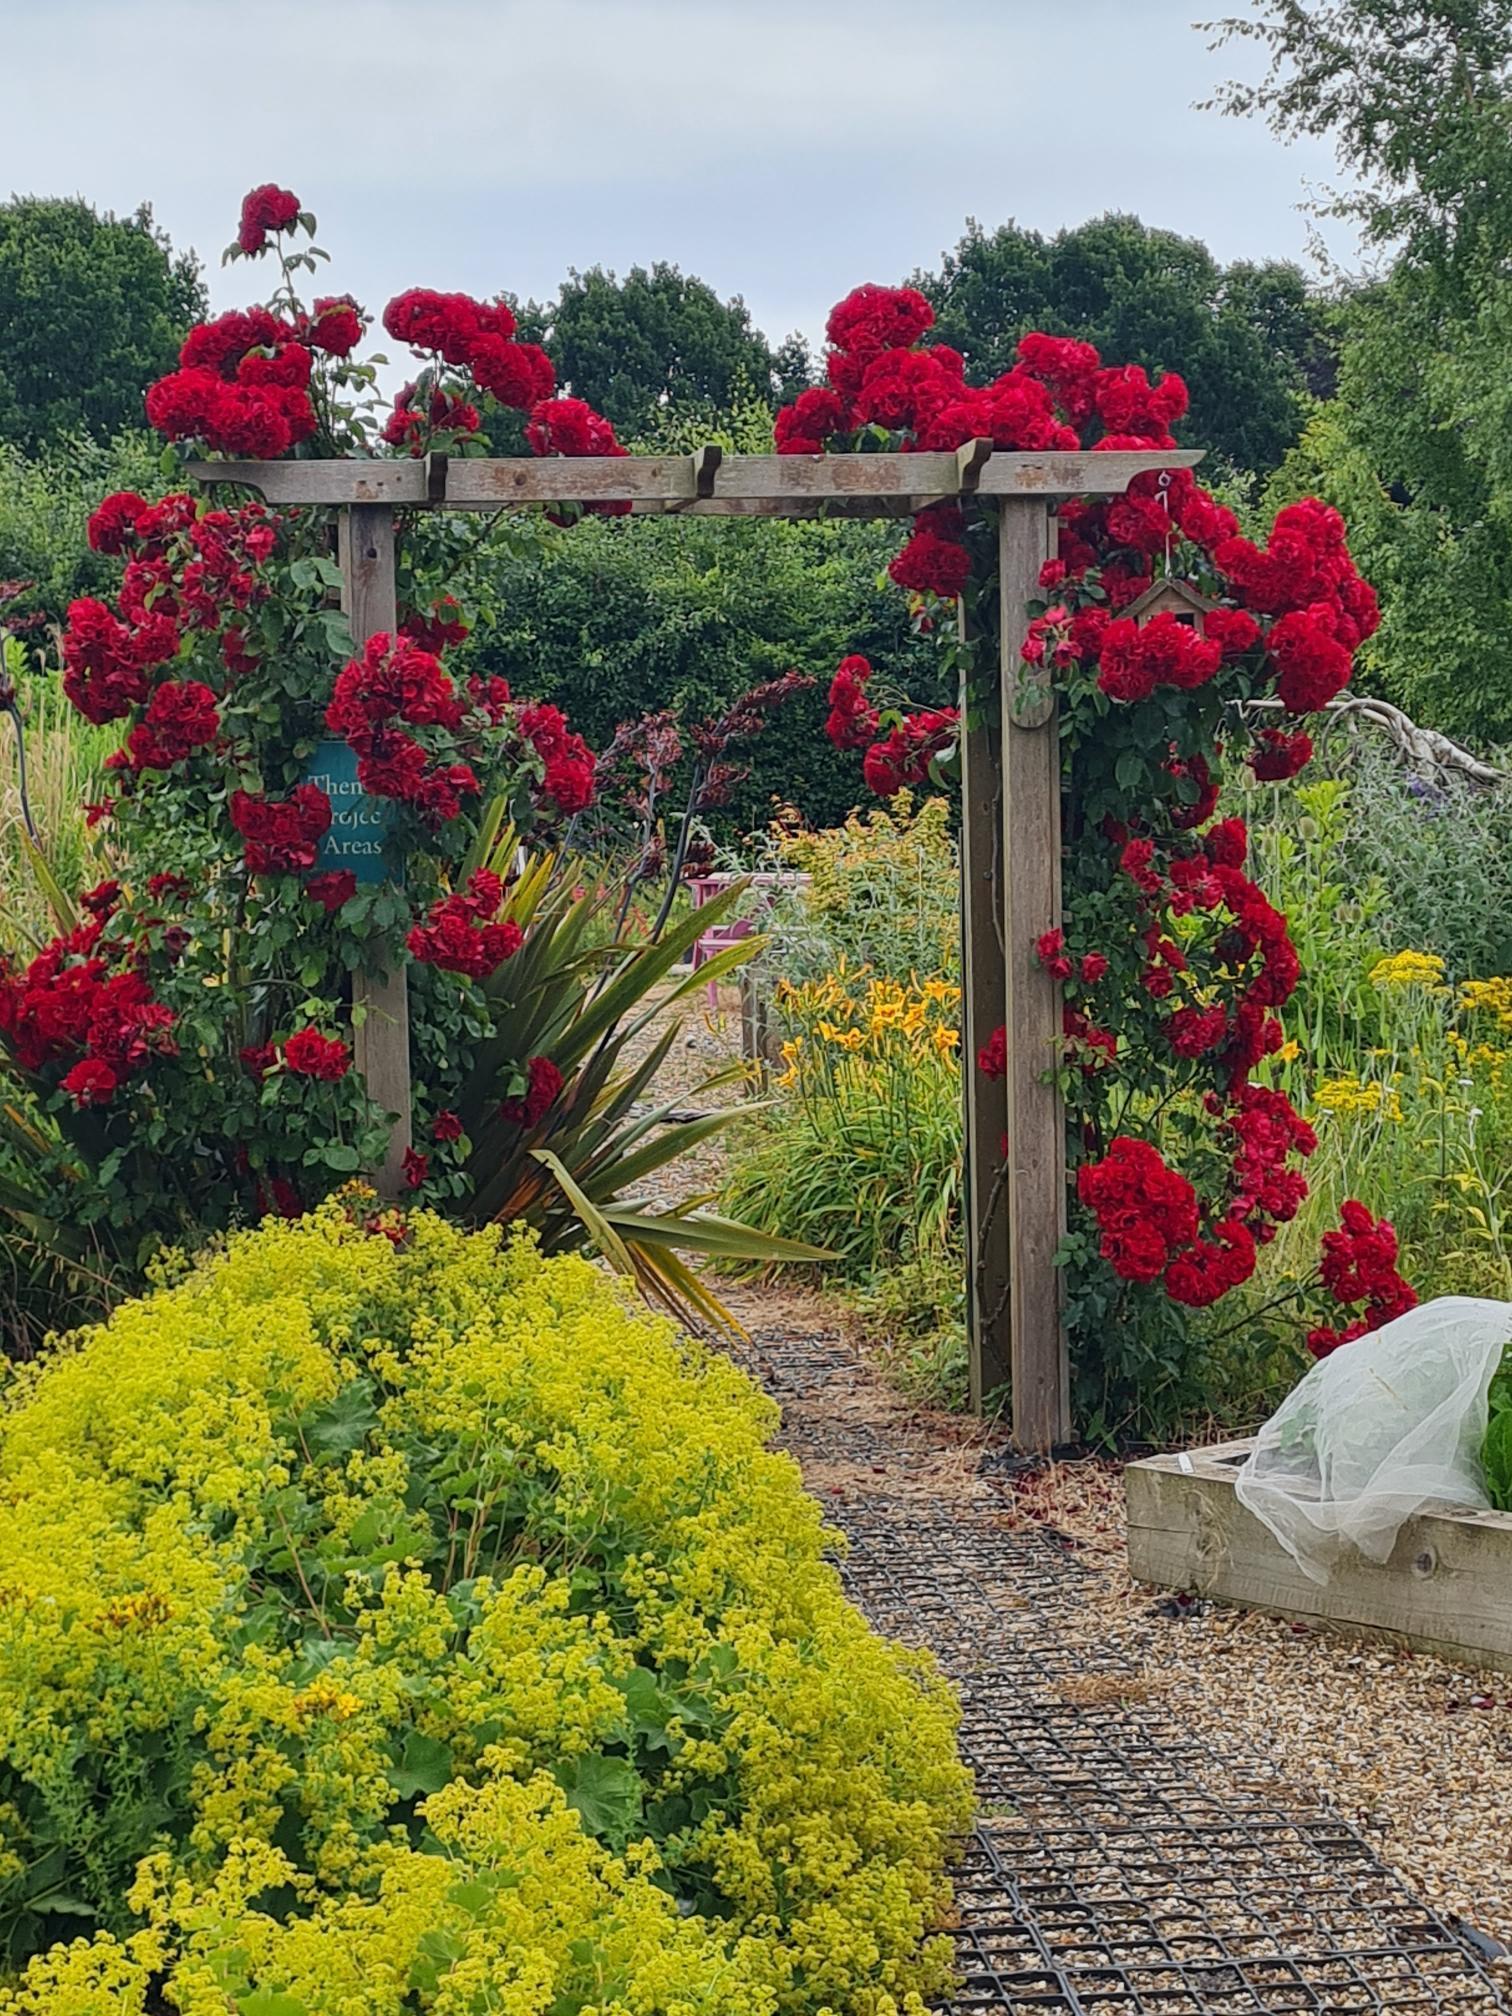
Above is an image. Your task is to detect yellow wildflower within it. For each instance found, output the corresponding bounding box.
[1369,950,1447,992]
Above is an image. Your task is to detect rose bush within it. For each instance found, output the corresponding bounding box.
[0,190,813,1334]
[785,284,1411,1424]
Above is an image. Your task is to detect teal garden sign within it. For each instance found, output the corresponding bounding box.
[305,738,397,885]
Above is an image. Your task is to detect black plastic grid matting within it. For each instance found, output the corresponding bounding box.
[732,1325,1509,2016]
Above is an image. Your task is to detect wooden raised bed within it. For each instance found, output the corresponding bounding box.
[1126,1437,1512,1673]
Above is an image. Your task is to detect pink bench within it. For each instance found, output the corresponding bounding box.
[688,872,809,1008]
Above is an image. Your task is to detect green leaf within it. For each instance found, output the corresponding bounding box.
[321,1144,362,1172]
[556,1753,643,1846]
[387,1732,455,1801]
[1484,1407,1512,1510]
[239,1994,309,2016]
[298,1380,378,1461]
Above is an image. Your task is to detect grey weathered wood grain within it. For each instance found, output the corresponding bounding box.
[341,503,412,1199]
[189,449,1201,512]
[998,500,1070,1449]
[958,595,1011,1413]
[1127,1441,1512,1672]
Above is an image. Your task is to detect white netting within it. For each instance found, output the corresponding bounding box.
[1234,1297,1512,1582]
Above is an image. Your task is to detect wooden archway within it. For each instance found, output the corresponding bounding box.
[191,442,1202,1448]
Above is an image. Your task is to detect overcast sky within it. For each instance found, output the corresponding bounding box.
[4,0,1359,353]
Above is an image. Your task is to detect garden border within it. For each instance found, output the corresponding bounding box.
[189,443,1203,1448]
[1127,1438,1512,1671]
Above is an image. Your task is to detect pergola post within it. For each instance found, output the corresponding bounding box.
[339,503,412,1197]
[958,597,1011,1412]
[998,500,1071,1449]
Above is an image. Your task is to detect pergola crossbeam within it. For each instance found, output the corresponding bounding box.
[188,447,1201,512]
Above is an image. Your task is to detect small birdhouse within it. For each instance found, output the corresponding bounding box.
[1122,576,1217,635]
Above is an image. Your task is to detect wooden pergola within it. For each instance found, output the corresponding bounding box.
[191,443,1201,1449]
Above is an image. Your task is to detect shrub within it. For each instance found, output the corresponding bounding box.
[745,793,960,991]
[0,186,820,1337]
[0,1201,969,2013]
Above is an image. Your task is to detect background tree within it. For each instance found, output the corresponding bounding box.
[465,509,939,835]
[0,197,204,450]
[1214,2,1512,741]
[913,212,1332,475]
[527,261,807,438]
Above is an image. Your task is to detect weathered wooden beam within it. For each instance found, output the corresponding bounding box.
[998,500,1071,1450]
[188,449,1202,513]
[1128,1439,1512,1674]
[958,596,1011,1414]
[340,503,412,1200]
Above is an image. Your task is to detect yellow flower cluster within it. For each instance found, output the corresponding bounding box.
[1314,1074,1405,1121]
[0,1203,970,2014]
[1369,949,1448,992]
[775,971,962,1085]
[1460,976,1512,1032]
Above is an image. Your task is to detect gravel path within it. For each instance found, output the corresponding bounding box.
[628,982,1512,2001]
[719,1292,1512,2016]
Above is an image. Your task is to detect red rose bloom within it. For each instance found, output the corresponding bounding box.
[1077,1136,1200,1283]
[1249,728,1314,781]
[306,294,365,356]
[306,870,357,913]
[61,1057,119,1108]
[825,654,879,751]
[282,1027,350,1080]
[1035,928,1073,981]
[87,492,147,555]
[432,1109,463,1143]
[230,783,332,876]
[499,1053,563,1129]
[774,386,848,453]
[406,874,523,979]
[126,680,220,772]
[237,183,301,255]
[889,527,972,599]
[402,1146,429,1190]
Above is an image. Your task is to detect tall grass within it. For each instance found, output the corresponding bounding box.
[1,656,112,943]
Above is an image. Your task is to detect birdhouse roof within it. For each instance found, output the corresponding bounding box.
[1122,576,1220,621]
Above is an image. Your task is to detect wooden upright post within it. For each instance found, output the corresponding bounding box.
[340,504,412,1197]
[998,501,1071,1449]
[958,598,1011,1413]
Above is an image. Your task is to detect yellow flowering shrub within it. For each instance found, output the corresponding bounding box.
[0,1200,970,2014]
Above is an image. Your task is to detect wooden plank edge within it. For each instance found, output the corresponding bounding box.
[185,448,1205,510]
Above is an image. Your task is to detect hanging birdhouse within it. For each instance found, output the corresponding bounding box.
[1122,576,1218,634]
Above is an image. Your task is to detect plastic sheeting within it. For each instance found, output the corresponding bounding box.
[1235,1297,1512,1582]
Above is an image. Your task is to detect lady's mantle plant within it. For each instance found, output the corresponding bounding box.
[789,287,1413,1419]
[0,189,797,1309]
[0,1200,970,2012]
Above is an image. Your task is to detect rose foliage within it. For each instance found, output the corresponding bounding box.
[0,192,812,1326]
[785,284,1413,1424]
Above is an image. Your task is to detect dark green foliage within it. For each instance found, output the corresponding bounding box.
[0,432,164,622]
[525,263,807,438]
[914,212,1332,475]
[0,198,205,450]
[1222,3,1512,745]
[466,511,944,833]
[1204,0,1512,267]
